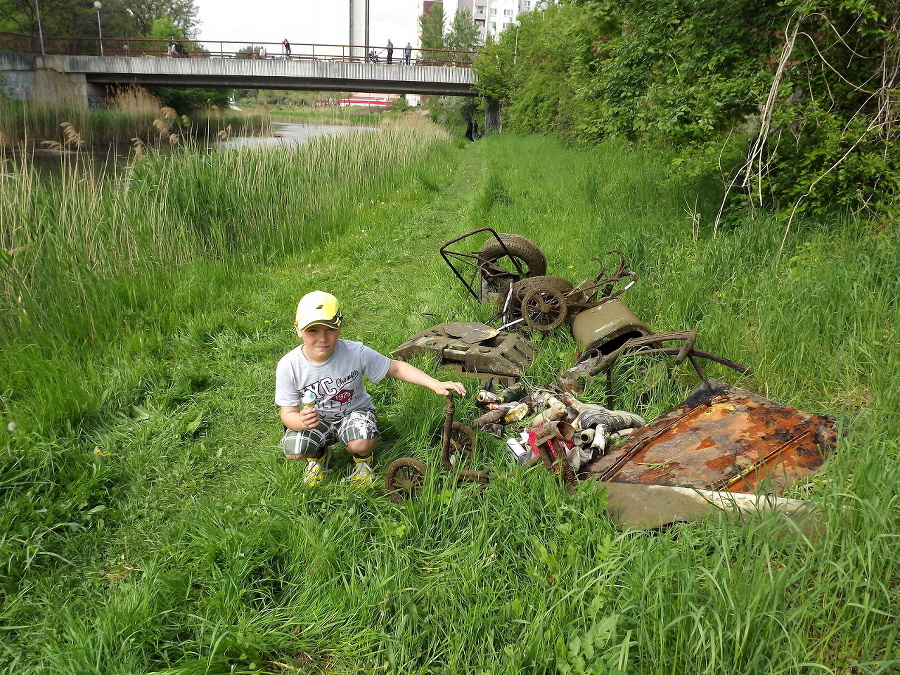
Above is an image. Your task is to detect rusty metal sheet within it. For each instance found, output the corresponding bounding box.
[584,379,837,495]
[442,322,502,344]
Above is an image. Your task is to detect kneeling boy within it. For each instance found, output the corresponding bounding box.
[275,291,466,485]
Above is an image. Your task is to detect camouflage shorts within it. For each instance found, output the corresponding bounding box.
[281,409,378,458]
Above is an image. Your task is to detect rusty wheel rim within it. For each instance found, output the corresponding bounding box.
[521,287,567,331]
[384,458,427,504]
[441,422,476,472]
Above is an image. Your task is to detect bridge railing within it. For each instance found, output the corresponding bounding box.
[0,32,477,67]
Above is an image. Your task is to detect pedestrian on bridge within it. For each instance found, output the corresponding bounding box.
[282,39,291,59]
[386,39,393,64]
[168,36,187,58]
[404,42,412,65]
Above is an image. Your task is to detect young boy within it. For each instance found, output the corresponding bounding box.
[275,291,467,486]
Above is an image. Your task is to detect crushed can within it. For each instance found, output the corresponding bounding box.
[506,437,530,464]
[476,390,501,404]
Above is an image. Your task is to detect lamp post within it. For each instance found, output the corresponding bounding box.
[34,0,45,54]
[93,1,103,56]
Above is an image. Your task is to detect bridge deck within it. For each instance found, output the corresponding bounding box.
[3,53,478,97]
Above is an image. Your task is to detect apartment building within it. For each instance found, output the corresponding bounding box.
[456,0,535,42]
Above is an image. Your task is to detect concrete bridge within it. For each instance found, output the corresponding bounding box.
[0,51,478,106]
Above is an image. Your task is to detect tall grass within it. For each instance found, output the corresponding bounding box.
[0,129,897,674]
[0,94,269,148]
[268,105,382,127]
[1,123,449,343]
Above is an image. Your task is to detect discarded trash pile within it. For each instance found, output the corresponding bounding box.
[385,230,838,530]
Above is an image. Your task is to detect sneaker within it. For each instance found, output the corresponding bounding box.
[345,460,374,487]
[303,459,326,486]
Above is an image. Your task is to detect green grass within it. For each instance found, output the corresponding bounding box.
[267,106,387,126]
[0,128,898,674]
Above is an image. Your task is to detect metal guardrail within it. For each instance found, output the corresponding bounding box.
[0,32,477,68]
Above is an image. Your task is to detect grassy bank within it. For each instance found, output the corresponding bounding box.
[267,104,419,127]
[0,127,897,674]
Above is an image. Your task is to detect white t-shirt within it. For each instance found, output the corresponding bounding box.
[275,339,391,422]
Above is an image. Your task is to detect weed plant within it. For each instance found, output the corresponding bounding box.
[0,128,897,673]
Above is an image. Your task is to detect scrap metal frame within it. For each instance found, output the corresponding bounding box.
[439,227,530,302]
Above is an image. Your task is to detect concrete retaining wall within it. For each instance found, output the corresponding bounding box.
[0,53,104,107]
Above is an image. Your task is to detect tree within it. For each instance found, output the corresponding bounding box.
[472,33,516,103]
[0,0,196,39]
[125,0,197,36]
[418,2,445,62]
[473,0,900,223]
[149,16,184,40]
[0,0,125,38]
[445,9,480,55]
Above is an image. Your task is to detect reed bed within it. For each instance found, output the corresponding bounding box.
[0,130,896,674]
[0,96,270,148]
[1,123,447,342]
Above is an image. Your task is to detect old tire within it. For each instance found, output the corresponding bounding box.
[385,458,428,505]
[478,234,547,285]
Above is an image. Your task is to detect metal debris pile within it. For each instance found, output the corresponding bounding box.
[384,230,838,530]
[472,387,645,475]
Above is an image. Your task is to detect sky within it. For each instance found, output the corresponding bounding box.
[193,0,460,50]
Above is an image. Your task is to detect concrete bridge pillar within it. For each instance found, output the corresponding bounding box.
[0,53,105,109]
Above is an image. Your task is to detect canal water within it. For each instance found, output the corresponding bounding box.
[217,121,376,149]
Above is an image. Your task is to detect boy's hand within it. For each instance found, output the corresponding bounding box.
[298,406,320,429]
[280,405,320,431]
[433,381,467,397]
[386,360,467,398]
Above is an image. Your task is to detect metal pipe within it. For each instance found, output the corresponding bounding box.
[93,1,103,56]
[576,428,595,445]
[34,0,45,54]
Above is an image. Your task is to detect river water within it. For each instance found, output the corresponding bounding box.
[217,121,377,149]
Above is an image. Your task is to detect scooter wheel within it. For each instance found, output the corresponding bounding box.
[384,458,428,504]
